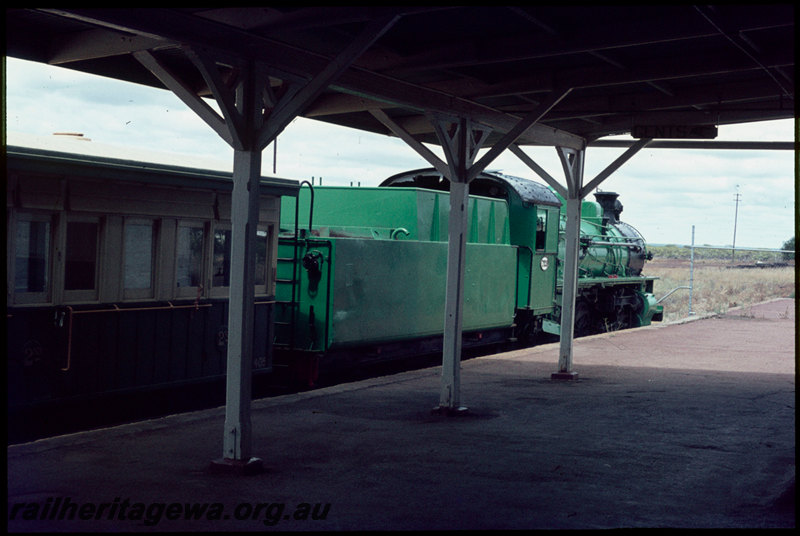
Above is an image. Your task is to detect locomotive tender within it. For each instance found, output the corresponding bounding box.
[275,168,662,383]
[7,147,661,415]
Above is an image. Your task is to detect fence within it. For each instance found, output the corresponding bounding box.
[649,230,794,321]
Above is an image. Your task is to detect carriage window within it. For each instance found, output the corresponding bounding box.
[176,224,205,288]
[535,212,547,251]
[124,220,155,292]
[255,229,268,287]
[212,229,232,287]
[211,227,268,293]
[64,221,98,291]
[15,218,51,295]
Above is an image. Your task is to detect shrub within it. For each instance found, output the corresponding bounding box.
[781,236,795,261]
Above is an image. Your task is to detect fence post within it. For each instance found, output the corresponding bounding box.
[689,225,695,316]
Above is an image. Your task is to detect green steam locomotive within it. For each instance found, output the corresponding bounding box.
[274,168,662,382]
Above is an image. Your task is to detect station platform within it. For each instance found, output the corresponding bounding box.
[7,299,795,531]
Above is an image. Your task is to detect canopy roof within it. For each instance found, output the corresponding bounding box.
[6,6,794,149]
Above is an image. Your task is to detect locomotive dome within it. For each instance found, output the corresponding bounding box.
[380,168,562,208]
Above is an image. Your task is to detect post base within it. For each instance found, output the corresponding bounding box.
[209,457,264,475]
[551,371,579,381]
[431,405,469,416]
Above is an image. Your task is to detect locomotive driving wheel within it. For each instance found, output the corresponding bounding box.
[574,301,595,337]
[603,305,632,332]
[608,289,644,332]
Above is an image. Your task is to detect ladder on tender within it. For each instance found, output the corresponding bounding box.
[274,237,301,350]
[275,180,314,350]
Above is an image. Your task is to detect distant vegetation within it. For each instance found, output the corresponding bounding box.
[649,244,790,264]
[781,236,795,261]
[644,242,795,324]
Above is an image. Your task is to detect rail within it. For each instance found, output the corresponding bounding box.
[586,240,642,249]
[656,286,692,305]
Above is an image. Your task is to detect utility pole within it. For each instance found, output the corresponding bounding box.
[731,187,741,263]
[689,225,695,316]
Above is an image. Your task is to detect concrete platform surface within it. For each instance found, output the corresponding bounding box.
[7,299,795,531]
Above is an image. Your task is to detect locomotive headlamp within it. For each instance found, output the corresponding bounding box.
[540,256,549,271]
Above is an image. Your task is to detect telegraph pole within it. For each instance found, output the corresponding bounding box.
[731,187,741,263]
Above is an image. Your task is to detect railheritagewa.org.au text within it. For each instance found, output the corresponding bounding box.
[8,497,331,527]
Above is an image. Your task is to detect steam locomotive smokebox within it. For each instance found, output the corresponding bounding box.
[594,191,622,224]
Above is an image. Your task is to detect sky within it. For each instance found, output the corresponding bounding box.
[4,56,797,249]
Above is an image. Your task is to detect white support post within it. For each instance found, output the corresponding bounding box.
[212,62,266,474]
[553,147,584,380]
[555,194,582,378]
[222,147,262,463]
[438,178,470,412]
[223,151,261,462]
[138,28,394,472]
[513,141,652,380]
[377,105,585,406]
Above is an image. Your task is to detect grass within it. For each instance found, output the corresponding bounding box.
[643,259,795,324]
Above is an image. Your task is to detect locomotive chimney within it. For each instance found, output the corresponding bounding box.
[594,191,623,224]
